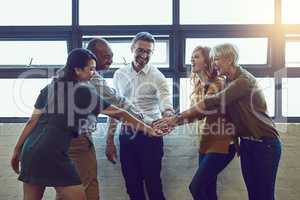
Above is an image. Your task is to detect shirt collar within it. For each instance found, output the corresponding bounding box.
[130,62,151,75]
[96,70,105,77]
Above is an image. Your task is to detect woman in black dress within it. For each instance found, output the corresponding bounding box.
[11,48,159,200]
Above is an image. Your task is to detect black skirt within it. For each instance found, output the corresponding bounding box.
[18,116,81,187]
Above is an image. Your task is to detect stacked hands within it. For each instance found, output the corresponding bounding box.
[134,115,178,138]
[150,116,177,137]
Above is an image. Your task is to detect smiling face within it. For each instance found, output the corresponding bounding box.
[211,43,239,77]
[191,49,207,73]
[131,40,154,70]
[75,59,96,81]
[94,44,113,70]
[212,55,232,76]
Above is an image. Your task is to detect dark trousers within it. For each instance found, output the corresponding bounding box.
[119,126,165,200]
[189,144,236,200]
[240,137,282,200]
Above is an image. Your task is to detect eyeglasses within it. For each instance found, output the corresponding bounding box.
[135,48,153,55]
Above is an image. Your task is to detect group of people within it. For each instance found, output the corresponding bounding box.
[10,32,281,200]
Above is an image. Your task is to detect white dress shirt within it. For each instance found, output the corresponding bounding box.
[113,63,173,122]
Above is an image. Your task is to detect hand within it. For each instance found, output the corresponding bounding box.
[11,148,21,174]
[162,109,175,118]
[153,125,172,136]
[145,125,162,137]
[152,116,177,132]
[151,119,174,136]
[105,138,117,164]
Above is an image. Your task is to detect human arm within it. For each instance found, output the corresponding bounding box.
[11,85,48,174]
[90,72,143,119]
[102,105,159,136]
[105,118,118,164]
[153,78,233,129]
[11,109,43,174]
[203,77,252,110]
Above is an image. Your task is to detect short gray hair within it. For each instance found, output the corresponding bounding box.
[131,32,155,47]
[211,43,239,66]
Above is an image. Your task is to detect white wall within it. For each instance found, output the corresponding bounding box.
[0,123,299,200]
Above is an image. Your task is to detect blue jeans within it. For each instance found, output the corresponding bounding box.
[240,137,281,200]
[119,126,165,200]
[189,144,236,200]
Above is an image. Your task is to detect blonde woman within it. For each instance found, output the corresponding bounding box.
[156,43,281,200]
[188,46,236,200]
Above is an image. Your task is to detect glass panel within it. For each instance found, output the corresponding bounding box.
[0,79,51,117]
[282,0,300,24]
[181,0,274,24]
[185,38,268,65]
[83,38,169,68]
[256,78,275,117]
[285,40,300,67]
[0,0,71,25]
[80,0,172,25]
[180,77,275,116]
[0,78,172,118]
[180,78,192,112]
[0,41,68,66]
[282,78,300,117]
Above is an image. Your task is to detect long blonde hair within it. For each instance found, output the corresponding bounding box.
[190,46,217,105]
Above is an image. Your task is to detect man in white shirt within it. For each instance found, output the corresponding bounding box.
[106,32,174,200]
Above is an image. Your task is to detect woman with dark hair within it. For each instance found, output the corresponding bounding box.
[188,46,236,200]
[11,48,158,200]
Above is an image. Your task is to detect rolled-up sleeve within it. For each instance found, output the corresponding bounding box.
[204,78,252,110]
[90,72,142,119]
[90,72,119,104]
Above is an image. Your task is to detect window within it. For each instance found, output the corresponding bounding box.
[282,78,300,117]
[180,0,274,24]
[0,0,71,26]
[80,0,172,25]
[0,41,68,67]
[0,0,299,123]
[285,36,300,67]
[83,37,169,68]
[0,79,51,117]
[256,78,275,117]
[180,78,191,112]
[185,38,268,65]
[282,0,300,24]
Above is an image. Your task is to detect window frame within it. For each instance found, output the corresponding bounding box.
[0,0,300,123]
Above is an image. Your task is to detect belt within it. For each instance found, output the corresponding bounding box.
[241,136,263,143]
